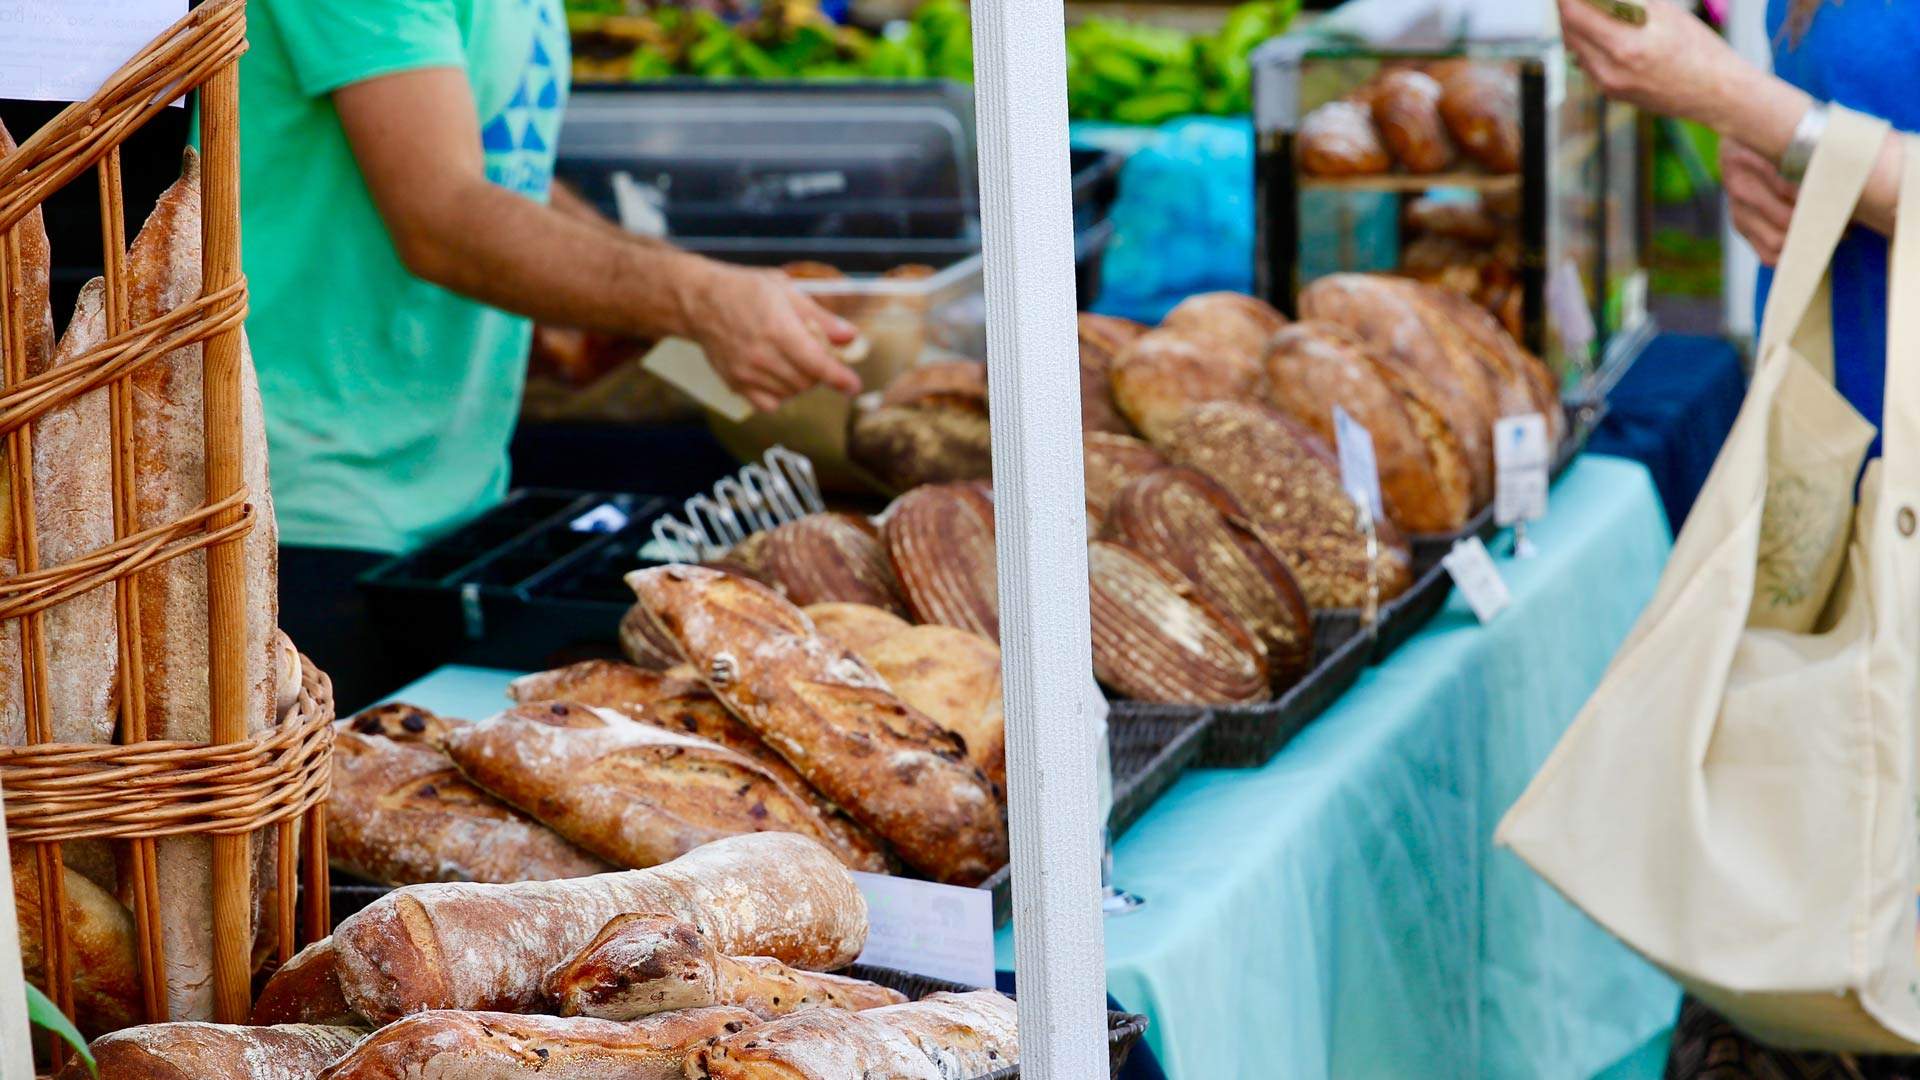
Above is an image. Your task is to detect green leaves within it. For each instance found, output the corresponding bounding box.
[26,983,95,1076]
[1064,0,1298,123]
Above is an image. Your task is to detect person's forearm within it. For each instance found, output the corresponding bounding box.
[1709,67,1902,237]
[394,176,710,339]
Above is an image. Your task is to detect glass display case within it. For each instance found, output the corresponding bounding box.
[1252,32,1651,396]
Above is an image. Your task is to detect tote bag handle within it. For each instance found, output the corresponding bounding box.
[1758,108,1893,361]
[1883,137,1920,492]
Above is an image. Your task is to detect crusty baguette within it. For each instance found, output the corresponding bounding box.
[316,1007,755,1080]
[13,848,139,1038]
[0,118,45,749]
[249,938,358,1027]
[507,659,705,710]
[802,602,911,656]
[260,833,869,1024]
[442,703,886,872]
[57,1022,364,1080]
[326,721,609,887]
[620,601,683,670]
[860,626,1005,797]
[341,701,467,750]
[687,990,1019,1080]
[544,912,905,1021]
[629,565,1008,885]
[127,151,280,1020]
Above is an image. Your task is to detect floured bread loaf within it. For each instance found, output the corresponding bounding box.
[883,483,1000,642]
[1088,540,1270,705]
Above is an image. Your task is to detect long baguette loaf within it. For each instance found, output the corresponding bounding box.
[0,118,44,749]
[442,703,887,872]
[327,721,610,887]
[317,1006,757,1080]
[128,151,280,1019]
[687,990,1020,1080]
[250,938,358,1027]
[57,1023,364,1080]
[258,832,869,1024]
[509,664,890,871]
[544,912,905,1021]
[628,565,1008,885]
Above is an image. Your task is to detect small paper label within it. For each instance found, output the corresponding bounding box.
[1494,413,1551,527]
[852,872,996,989]
[1443,537,1512,623]
[568,502,630,535]
[0,1,187,105]
[1333,405,1384,524]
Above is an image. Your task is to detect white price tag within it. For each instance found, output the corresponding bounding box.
[1333,405,1384,523]
[851,872,996,989]
[1494,413,1551,527]
[0,1,187,105]
[1443,536,1512,623]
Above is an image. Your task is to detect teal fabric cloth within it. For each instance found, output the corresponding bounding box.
[384,455,1678,1079]
[990,454,1680,1079]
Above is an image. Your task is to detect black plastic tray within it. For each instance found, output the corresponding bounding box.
[847,965,1147,1080]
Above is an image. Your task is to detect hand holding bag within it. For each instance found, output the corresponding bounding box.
[1498,109,1920,1052]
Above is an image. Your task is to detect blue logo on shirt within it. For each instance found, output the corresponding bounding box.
[482,0,568,198]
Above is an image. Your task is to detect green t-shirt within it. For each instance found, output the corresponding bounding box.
[239,0,569,553]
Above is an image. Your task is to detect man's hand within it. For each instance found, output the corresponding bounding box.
[679,263,862,413]
[1721,139,1796,266]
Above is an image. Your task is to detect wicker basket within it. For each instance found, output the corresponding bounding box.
[0,0,333,1061]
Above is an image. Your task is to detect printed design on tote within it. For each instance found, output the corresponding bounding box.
[1753,471,1850,610]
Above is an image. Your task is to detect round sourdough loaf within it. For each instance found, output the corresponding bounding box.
[1082,432,1167,537]
[1078,312,1147,436]
[1263,321,1473,534]
[1158,291,1291,364]
[1162,400,1413,610]
[1111,327,1268,443]
[847,360,992,493]
[727,513,907,616]
[1298,273,1501,505]
[1103,466,1314,688]
[1087,540,1270,705]
[883,482,1000,642]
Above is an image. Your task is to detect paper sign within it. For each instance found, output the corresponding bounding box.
[644,336,871,424]
[0,1,187,105]
[852,871,996,988]
[1494,413,1551,527]
[1443,536,1512,623]
[1333,406,1384,524]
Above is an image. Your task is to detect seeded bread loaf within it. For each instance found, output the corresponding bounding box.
[628,565,1008,885]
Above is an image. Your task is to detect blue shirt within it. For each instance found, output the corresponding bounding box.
[1757,0,1920,440]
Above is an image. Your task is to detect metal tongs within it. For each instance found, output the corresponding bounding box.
[645,446,825,563]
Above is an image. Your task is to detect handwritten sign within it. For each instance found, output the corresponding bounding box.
[1494,413,1551,527]
[1443,536,1512,623]
[0,1,188,105]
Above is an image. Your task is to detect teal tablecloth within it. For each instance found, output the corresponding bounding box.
[990,454,1680,1080]
[383,454,1678,1080]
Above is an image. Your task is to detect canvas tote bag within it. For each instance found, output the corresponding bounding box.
[1498,108,1920,1052]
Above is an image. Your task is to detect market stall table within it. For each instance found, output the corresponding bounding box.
[382,454,1678,1080]
[999,454,1680,1080]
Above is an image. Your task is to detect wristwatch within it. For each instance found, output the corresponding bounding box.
[1779,103,1829,185]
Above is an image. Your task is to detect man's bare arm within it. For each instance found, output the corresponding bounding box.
[333,67,858,410]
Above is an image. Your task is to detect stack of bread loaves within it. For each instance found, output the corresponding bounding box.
[836,275,1559,708]
[3,132,294,1034]
[62,833,1023,1079]
[326,563,1010,893]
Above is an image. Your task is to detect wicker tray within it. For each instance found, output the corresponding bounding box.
[847,965,1148,1080]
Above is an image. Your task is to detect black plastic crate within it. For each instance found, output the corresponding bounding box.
[359,490,671,672]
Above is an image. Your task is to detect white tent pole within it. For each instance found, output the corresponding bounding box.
[969,0,1109,1074]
